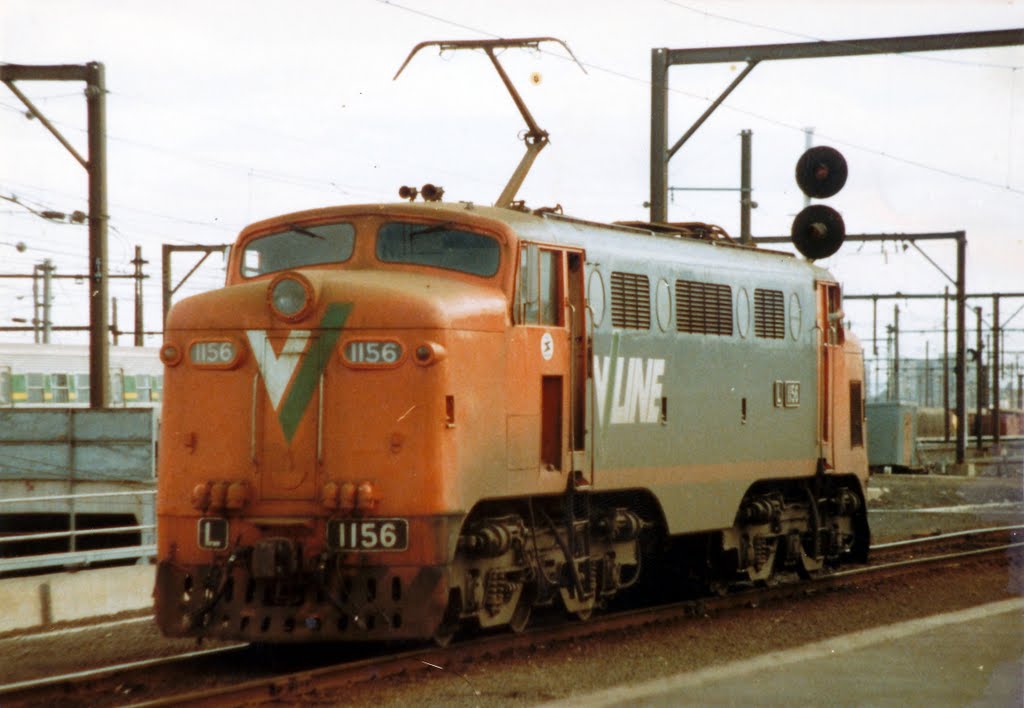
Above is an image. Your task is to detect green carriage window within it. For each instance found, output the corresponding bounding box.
[26,372,45,403]
[50,373,70,403]
[135,374,153,402]
[75,374,90,404]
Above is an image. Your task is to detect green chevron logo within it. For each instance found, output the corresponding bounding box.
[246,302,352,442]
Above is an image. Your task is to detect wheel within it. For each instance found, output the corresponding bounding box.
[432,590,462,647]
[797,549,824,579]
[573,607,593,622]
[508,585,535,634]
[432,622,457,648]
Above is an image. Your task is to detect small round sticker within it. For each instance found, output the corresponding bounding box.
[540,332,554,361]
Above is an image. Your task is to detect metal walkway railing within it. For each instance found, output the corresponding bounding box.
[0,489,155,573]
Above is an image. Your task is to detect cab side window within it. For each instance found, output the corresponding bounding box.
[827,285,845,345]
[516,244,562,326]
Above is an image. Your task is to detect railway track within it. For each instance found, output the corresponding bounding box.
[2,525,1020,707]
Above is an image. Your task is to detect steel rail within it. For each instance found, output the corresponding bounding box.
[127,539,1022,708]
[871,524,1024,550]
[0,644,246,697]
[3,531,1017,706]
[829,542,1023,581]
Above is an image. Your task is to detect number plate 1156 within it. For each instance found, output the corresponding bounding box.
[328,518,408,551]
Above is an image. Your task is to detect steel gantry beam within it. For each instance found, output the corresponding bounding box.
[1,62,110,408]
[757,231,971,465]
[650,28,1024,223]
[162,244,230,326]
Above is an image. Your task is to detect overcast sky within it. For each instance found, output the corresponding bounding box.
[1,1,1022,369]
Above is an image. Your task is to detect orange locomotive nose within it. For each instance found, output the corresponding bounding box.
[155,216,511,641]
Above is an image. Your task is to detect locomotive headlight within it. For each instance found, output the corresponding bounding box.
[268,272,314,321]
[272,278,305,314]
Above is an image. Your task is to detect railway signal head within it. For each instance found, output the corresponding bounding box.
[791,145,848,260]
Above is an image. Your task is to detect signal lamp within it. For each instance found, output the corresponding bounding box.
[795,146,847,199]
[791,205,846,260]
[339,481,357,513]
[209,481,228,510]
[191,482,212,511]
[413,341,446,366]
[321,481,340,510]
[355,481,379,512]
[268,272,314,321]
[160,343,183,366]
[225,481,249,510]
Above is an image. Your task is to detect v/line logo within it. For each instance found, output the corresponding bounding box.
[593,355,666,426]
[246,302,352,442]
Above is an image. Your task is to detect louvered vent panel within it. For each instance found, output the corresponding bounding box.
[754,288,785,339]
[610,272,651,329]
[675,280,733,335]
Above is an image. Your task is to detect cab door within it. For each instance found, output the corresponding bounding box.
[816,281,844,469]
[510,243,587,481]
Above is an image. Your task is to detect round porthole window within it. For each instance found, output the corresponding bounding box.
[588,269,606,328]
[736,287,750,338]
[656,278,672,332]
[789,292,803,340]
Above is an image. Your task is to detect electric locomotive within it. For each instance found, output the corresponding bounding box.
[154,198,869,643]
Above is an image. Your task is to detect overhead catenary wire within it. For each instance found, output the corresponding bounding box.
[373,0,1024,197]
[2,2,1021,352]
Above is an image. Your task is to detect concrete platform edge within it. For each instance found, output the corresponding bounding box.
[540,596,1024,708]
[0,565,153,633]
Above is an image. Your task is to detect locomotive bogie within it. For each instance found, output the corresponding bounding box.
[721,477,865,582]
[443,498,644,633]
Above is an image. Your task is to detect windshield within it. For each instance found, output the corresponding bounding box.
[240,222,355,277]
[377,222,500,277]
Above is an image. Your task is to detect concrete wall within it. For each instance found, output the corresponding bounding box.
[0,565,153,634]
